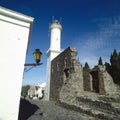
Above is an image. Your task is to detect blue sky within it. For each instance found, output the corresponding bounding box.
[1,0,120,85]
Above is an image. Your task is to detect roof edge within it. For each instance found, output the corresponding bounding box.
[0,6,34,23]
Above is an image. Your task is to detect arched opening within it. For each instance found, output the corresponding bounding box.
[90,70,99,93]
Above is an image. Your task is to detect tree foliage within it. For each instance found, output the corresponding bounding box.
[105,49,120,85]
[21,85,30,97]
[84,62,90,70]
[104,62,110,72]
[98,56,103,65]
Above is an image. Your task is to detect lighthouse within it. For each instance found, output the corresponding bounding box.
[45,20,62,100]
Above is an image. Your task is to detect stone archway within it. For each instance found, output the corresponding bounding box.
[90,70,99,93]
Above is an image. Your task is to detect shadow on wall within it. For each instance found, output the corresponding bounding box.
[18,98,39,120]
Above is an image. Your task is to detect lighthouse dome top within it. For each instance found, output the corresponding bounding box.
[50,20,62,30]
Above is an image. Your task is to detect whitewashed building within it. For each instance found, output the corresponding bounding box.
[28,82,46,99]
[37,82,46,99]
[0,6,34,120]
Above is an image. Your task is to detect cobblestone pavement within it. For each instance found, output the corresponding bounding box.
[19,99,98,120]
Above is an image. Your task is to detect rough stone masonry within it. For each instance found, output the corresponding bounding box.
[50,46,120,119]
[50,46,83,103]
[50,46,120,101]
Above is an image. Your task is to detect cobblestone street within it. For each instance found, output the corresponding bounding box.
[18,99,97,120]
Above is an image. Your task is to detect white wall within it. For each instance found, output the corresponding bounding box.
[0,7,34,120]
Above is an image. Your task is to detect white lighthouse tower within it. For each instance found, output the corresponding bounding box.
[45,20,62,100]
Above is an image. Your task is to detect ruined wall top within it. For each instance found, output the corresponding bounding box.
[50,46,83,102]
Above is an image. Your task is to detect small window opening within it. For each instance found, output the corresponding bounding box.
[64,68,69,78]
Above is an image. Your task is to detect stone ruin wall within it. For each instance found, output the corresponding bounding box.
[86,65,120,96]
[50,46,83,103]
[50,46,120,103]
[97,65,120,96]
[83,69,93,91]
[49,46,120,119]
